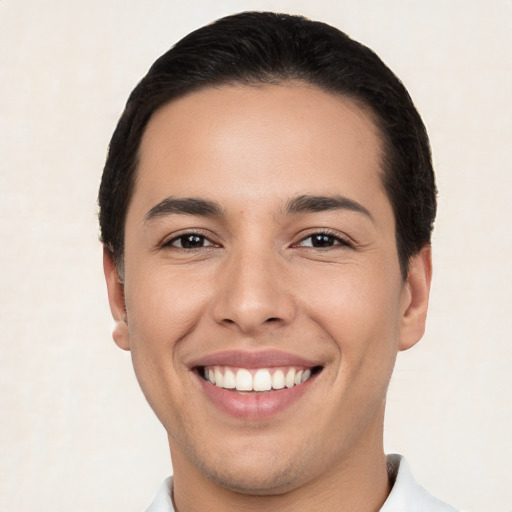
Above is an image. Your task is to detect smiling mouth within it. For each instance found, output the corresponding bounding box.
[198,365,323,392]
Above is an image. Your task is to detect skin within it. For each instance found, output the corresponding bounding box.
[104,83,432,512]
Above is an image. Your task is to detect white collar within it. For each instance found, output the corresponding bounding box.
[145,476,173,512]
[381,454,459,511]
[145,454,459,512]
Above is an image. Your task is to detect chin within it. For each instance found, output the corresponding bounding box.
[180,433,322,496]
[201,460,303,496]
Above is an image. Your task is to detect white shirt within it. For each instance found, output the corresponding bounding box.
[145,454,460,512]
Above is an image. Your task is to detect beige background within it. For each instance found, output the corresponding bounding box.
[1,1,510,511]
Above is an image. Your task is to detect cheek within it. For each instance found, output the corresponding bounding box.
[125,266,210,349]
[123,267,212,426]
[301,265,403,362]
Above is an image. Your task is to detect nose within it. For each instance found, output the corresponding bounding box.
[211,246,297,335]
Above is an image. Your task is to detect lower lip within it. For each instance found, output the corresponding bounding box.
[196,373,316,419]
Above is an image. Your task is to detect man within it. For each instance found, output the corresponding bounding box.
[99,11,459,512]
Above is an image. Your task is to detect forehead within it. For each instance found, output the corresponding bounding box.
[132,83,390,220]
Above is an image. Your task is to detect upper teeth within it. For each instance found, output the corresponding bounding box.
[204,366,312,392]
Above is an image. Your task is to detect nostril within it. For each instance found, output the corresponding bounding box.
[265,317,279,323]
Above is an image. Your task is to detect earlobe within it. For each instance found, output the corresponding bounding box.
[399,245,432,352]
[103,247,130,351]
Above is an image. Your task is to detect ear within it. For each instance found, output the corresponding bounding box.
[398,245,433,352]
[103,246,130,351]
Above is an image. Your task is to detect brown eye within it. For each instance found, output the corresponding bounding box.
[168,234,213,249]
[310,234,336,247]
[297,233,351,248]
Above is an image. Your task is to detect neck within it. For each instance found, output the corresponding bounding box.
[168,409,391,512]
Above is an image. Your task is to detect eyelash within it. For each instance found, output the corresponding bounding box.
[294,230,353,249]
[162,230,352,251]
[162,231,218,250]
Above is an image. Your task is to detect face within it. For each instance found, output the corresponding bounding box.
[105,83,431,495]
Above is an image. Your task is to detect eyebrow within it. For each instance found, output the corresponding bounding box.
[144,197,223,222]
[144,194,372,223]
[285,194,373,220]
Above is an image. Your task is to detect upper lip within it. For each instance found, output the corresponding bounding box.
[188,349,321,369]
